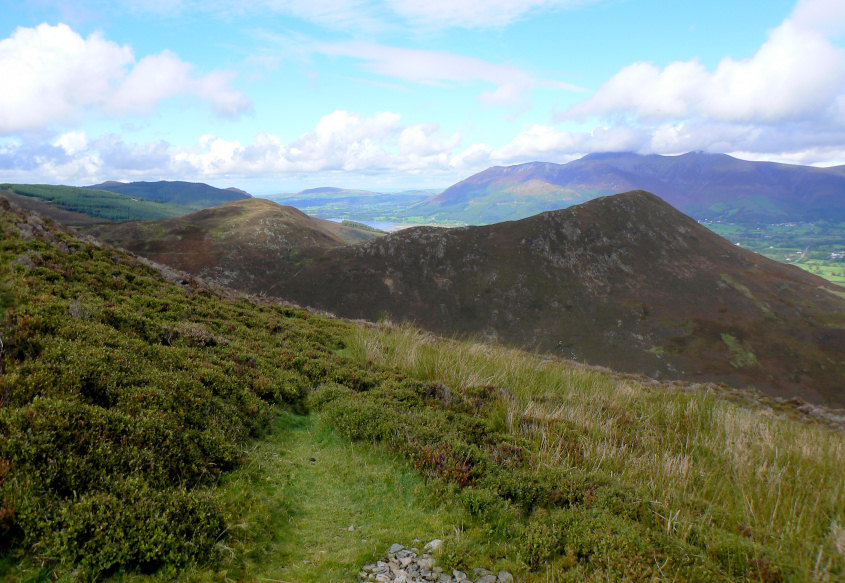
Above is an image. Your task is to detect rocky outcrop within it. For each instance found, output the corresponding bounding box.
[360,541,514,583]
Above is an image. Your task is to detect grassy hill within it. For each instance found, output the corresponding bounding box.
[0,184,192,224]
[83,198,382,292]
[0,197,843,582]
[88,180,251,208]
[110,190,845,408]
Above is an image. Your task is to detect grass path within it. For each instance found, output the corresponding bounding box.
[211,412,478,583]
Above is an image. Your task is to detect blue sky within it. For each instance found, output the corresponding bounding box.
[1,0,843,194]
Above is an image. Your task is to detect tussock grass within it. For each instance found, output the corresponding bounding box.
[347,323,845,581]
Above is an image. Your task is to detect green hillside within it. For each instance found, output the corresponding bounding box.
[0,200,842,582]
[89,181,251,208]
[0,184,192,222]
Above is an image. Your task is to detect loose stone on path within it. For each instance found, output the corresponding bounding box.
[359,542,514,583]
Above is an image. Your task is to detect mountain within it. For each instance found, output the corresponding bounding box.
[415,152,845,224]
[0,183,192,224]
[83,197,382,291]
[88,180,252,208]
[268,191,845,407]
[267,188,434,221]
[4,194,843,582]
[80,190,845,406]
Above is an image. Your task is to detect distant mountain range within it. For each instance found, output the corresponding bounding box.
[267,187,436,222]
[414,152,845,225]
[89,190,845,407]
[0,180,255,225]
[89,180,251,208]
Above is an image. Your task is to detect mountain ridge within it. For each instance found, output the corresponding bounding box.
[89,190,845,407]
[416,151,845,224]
[88,179,252,208]
[82,197,382,289]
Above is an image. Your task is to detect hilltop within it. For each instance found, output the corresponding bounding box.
[122,190,842,407]
[89,180,252,208]
[83,197,382,291]
[415,152,845,225]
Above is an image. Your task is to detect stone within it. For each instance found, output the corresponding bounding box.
[358,544,508,583]
[424,539,444,553]
[418,558,435,570]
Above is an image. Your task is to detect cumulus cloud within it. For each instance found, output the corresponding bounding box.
[0,110,463,184]
[0,23,250,133]
[567,3,845,124]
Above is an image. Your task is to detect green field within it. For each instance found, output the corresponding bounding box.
[0,183,193,222]
[705,221,845,286]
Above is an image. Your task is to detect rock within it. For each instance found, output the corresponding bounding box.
[424,539,444,553]
[359,545,508,583]
[349,524,356,531]
[418,558,435,570]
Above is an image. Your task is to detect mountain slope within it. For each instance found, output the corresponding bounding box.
[88,179,251,208]
[80,190,845,406]
[0,183,191,223]
[278,191,845,407]
[416,152,845,224]
[2,195,843,582]
[83,197,382,290]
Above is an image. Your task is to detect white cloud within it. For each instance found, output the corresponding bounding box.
[53,131,90,155]
[384,0,597,29]
[115,0,600,30]
[0,110,465,184]
[452,124,646,167]
[791,0,845,36]
[0,23,250,133]
[567,5,845,124]
[308,40,583,106]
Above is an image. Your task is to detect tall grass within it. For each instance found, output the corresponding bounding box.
[348,323,845,581]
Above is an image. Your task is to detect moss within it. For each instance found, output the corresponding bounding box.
[721,333,759,368]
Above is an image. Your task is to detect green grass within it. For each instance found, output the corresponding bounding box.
[0,184,193,222]
[204,413,489,582]
[342,323,845,582]
[2,200,844,582]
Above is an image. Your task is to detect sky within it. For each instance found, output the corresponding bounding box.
[1,0,844,194]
